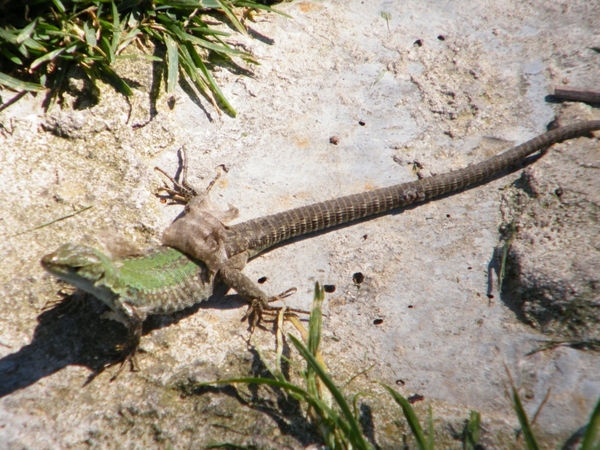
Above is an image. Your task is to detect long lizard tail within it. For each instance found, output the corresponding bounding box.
[228,120,600,256]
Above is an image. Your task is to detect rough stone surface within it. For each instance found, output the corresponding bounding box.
[0,0,599,448]
[500,104,600,339]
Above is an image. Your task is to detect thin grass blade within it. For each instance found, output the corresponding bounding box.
[0,72,45,91]
[214,0,246,35]
[184,41,235,115]
[379,383,429,450]
[509,384,540,450]
[51,0,66,14]
[164,33,179,94]
[197,376,343,426]
[464,410,481,450]
[30,46,66,70]
[289,334,372,449]
[83,20,97,47]
[16,19,38,45]
[581,396,600,450]
[97,64,133,96]
[109,1,121,62]
[1,47,23,65]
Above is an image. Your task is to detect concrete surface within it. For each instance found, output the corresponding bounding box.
[0,0,599,448]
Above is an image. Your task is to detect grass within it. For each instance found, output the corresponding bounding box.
[182,282,600,448]
[0,0,287,115]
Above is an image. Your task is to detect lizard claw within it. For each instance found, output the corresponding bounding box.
[268,287,297,302]
[240,287,309,329]
[107,340,141,382]
[104,308,144,381]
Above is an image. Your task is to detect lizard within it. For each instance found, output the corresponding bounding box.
[41,120,600,375]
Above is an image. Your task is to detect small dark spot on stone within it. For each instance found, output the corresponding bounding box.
[414,39,423,47]
[362,234,368,240]
[487,294,494,300]
[257,277,267,284]
[437,35,446,41]
[167,96,176,110]
[329,136,340,145]
[408,394,424,404]
[358,120,366,126]
[476,318,484,326]
[352,272,364,284]
[324,284,336,293]
[396,379,405,386]
[373,318,384,325]
[446,214,451,218]
[468,266,472,270]
[408,304,414,309]
[555,187,563,197]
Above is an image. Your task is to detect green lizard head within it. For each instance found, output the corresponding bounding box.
[41,243,119,303]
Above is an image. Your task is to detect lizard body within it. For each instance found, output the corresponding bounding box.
[41,120,600,371]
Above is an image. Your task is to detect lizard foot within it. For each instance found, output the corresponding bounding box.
[104,310,144,381]
[107,338,141,382]
[84,331,141,385]
[241,287,310,329]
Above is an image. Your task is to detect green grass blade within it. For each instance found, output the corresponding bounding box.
[0,27,18,44]
[214,0,246,35]
[155,0,206,6]
[305,283,324,407]
[1,47,23,65]
[198,377,310,396]
[83,20,97,47]
[308,282,324,356]
[198,376,346,431]
[234,1,292,17]
[97,64,133,96]
[116,53,163,62]
[99,35,114,62]
[156,15,249,58]
[509,385,540,450]
[0,72,45,91]
[21,36,47,52]
[464,410,481,450]
[164,33,179,94]
[183,41,235,115]
[51,0,66,14]
[178,41,210,93]
[109,1,121,62]
[379,383,429,450]
[581,396,600,450]
[427,406,434,450]
[289,334,372,450]
[29,46,66,70]
[16,19,38,45]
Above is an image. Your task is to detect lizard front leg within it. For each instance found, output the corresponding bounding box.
[100,302,146,380]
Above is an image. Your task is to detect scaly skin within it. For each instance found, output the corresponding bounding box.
[41,120,600,374]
